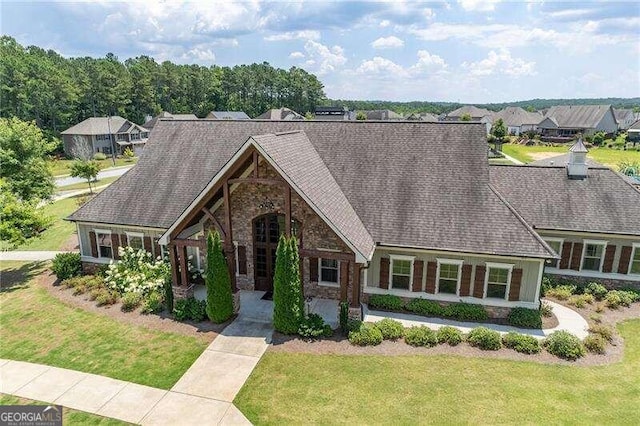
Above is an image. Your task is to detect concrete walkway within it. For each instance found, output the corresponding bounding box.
[0,251,70,261]
[53,183,111,201]
[55,165,133,187]
[364,300,588,339]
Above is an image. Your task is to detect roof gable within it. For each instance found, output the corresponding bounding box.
[542,105,613,129]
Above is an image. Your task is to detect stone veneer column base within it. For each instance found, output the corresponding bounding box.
[172,284,195,300]
[232,291,241,314]
[348,305,362,321]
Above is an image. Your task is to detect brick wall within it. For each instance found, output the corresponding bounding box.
[551,274,640,291]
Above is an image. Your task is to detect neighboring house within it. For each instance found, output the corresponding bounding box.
[314,106,354,121]
[206,111,250,120]
[493,107,543,136]
[143,112,198,130]
[628,120,640,143]
[613,108,636,131]
[443,106,494,134]
[361,110,403,120]
[537,105,618,140]
[491,139,640,287]
[255,107,304,120]
[61,116,149,158]
[67,122,639,320]
[405,112,438,122]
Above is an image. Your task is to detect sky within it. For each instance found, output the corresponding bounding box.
[1,0,639,103]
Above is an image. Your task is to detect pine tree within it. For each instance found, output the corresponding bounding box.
[273,234,292,333]
[205,230,234,323]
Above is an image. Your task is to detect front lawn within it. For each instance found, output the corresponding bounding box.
[501,143,640,168]
[0,261,206,390]
[48,158,137,177]
[235,320,640,424]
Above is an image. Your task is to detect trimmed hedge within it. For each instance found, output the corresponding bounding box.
[405,298,445,316]
[584,282,608,300]
[502,332,541,354]
[51,252,82,281]
[368,294,404,311]
[374,318,405,340]
[348,323,383,346]
[298,314,333,339]
[444,303,488,321]
[404,326,438,347]
[436,326,463,346]
[508,308,542,329]
[543,331,585,360]
[467,327,501,350]
[174,297,207,322]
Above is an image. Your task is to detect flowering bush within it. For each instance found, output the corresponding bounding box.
[105,246,170,296]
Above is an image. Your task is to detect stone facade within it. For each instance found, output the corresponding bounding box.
[172,283,195,300]
[81,261,103,275]
[551,274,640,291]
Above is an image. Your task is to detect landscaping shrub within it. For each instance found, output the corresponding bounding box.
[73,284,88,295]
[436,326,463,346]
[568,293,595,308]
[105,247,170,296]
[51,252,82,281]
[339,301,349,334]
[61,275,104,296]
[595,303,605,313]
[368,294,404,311]
[374,318,405,340]
[584,282,608,300]
[141,291,164,314]
[545,285,576,300]
[584,334,606,354]
[93,152,107,160]
[404,298,445,316]
[543,331,585,360]
[273,235,304,334]
[121,292,142,312]
[94,288,118,306]
[444,303,489,321]
[467,327,501,350]
[346,319,363,333]
[205,231,234,323]
[173,297,207,322]
[540,301,553,318]
[588,324,614,342]
[590,313,602,323]
[348,323,383,346]
[540,275,556,296]
[163,277,174,313]
[604,290,635,309]
[298,313,333,339]
[508,308,542,329]
[404,326,438,347]
[502,332,541,354]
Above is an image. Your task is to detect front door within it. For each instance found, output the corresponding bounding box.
[253,214,301,292]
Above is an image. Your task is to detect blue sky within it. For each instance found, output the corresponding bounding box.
[2,0,639,103]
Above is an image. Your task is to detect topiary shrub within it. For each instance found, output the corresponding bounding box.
[93,152,107,160]
[141,291,164,314]
[205,231,234,323]
[374,318,405,340]
[368,294,404,311]
[584,282,608,300]
[467,327,502,350]
[584,334,606,354]
[348,323,383,346]
[508,308,542,329]
[404,298,445,317]
[568,294,594,308]
[588,324,614,342]
[121,292,142,312]
[174,297,207,322]
[339,301,349,335]
[298,313,333,339]
[436,326,463,346]
[273,235,304,334]
[445,303,489,321]
[51,252,82,281]
[545,284,576,300]
[502,332,541,354]
[543,331,585,360]
[404,326,438,347]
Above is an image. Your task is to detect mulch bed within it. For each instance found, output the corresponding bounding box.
[38,269,227,344]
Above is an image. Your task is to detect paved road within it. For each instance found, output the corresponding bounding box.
[55,165,133,187]
[0,251,70,261]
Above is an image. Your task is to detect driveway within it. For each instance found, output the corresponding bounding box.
[55,165,133,187]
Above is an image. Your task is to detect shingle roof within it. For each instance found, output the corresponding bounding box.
[61,117,148,135]
[629,119,640,131]
[614,108,634,123]
[490,164,640,235]
[493,107,543,127]
[540,105,612,129]
[68,120,555,259]
[255,108,304,120]
[206,111,250,120]
[143,112,199,129]
[529,153,602,167]
[446,106,494,119]
[363,110,403,120]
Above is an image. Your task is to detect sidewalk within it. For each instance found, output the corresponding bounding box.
[364,300,588,339]
[0,251,69,261]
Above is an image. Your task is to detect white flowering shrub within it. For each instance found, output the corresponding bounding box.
[105,246,170,296]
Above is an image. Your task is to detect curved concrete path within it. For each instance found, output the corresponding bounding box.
[0,251,69,261]
[364,300,589,339]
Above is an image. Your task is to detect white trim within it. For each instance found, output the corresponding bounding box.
[125,232,144,248]
[378,244,547,262]
[535,260,545,302]
[76,222,84,256]
[484,262,514,301]
[545,268,640,282]
[579,240,607,273]
[77,221,167,232]
[389,255,414,291]
[538,229,640,240]
[435,258,463,296]
[81,256,112,265]
[630,243,640,276]
[543,237,564,268]
[318,257,340,287]
[93,229,113,259]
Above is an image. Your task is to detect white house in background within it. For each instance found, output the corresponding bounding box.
[493,107,543,136]
[61,116,149,158]
[538,105,618,140]
[613,108,636,130]
[443,106,494,134]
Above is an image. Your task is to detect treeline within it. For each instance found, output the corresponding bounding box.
[327,97,640,115]
[0,36,325,135]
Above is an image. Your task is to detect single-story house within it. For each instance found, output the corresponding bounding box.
[613,108,636,131]
[314,106,355,121]
[61,116,149,158]
[255,108,304,120]
[67,122,639,319]
[405,112,439,122]
[443,106,494,134]
[361,110,403,120]
[207,111,250,120]
[537,105,618,140]
[143,112,199,130]
[628,120,640,143]
[493,107,543,136]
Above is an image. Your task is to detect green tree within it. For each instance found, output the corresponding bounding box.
[356,111,367,121]
[0,179,51,246]
[0,117,55,201]
[490,118,508,147]
[273,234,304,334]
[460,113,472,121]
[69,159,101,194]
[287,235,304,319]
[205,230,234,323]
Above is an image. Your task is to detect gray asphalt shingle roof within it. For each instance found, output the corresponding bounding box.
[446,106,494,119]
[494,107,543,127]
[69,120,555,258]
[490,164,640,235]
[540,105,612,129]
[255,108,304,120]
[207,111,250,120]
[61,117,148,135]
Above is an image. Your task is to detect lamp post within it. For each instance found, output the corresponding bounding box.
[107,115,116,166]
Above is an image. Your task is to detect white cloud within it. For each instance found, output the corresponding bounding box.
[371,36,404,49]
[462,49,535,76]
[408,50,448,75]
[355,50,447,78]
[458,0,501,12]
[379,19,391,27]
[356,56,406,75]
[303,40,347,75]
[264,30,320,42]
[289,51,305,59]
[180,47,216,63]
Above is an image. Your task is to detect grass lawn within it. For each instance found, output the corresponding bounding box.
[235,320,640,424]
[48,158,136,177]
[0,261,207,390]
[0,394,131,425]
[57,175,120,192]
[502,144,640,168]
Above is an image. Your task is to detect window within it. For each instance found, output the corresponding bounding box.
[437,260,462,295]
[126,232,144,251]
[581,241,606,272]
[544,238,563,268]
[630,245,640,275]
[484,263,513,300]
[390,256,413,290]
[319,258,339,286]
[141,132,149,138]
[103,146,112,155]
[116,133,127,141]
[96,134,111,141]
[96,231,112,258]
[131,132,140,141]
